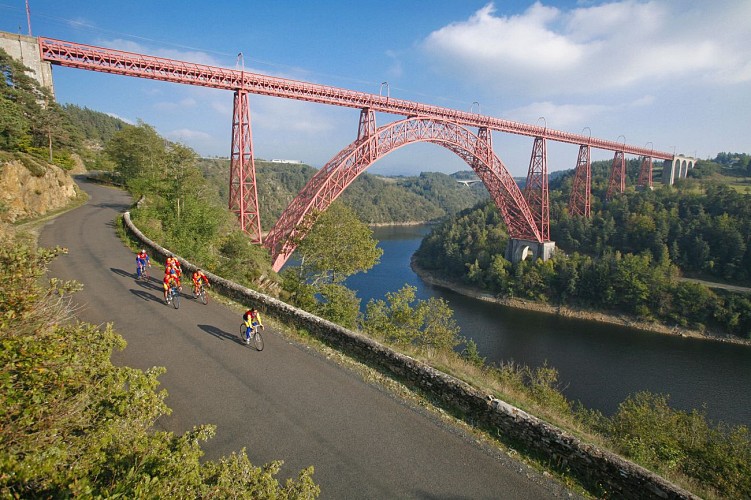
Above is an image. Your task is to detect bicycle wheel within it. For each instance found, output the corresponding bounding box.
[172,289,180,309]
[240,324,249,344]
[252,330,264,351]
[200,288,208,305]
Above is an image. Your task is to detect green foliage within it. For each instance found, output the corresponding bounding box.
[0,235,318,498]
[295,202,383,285]
[460,339,485,367]
[606,392,751,498]
[415,166,751,337]
[105,121,168,192]
[314,283,361,329]
[362,285,461,353]
[415,200,509,280]
[282,202,379,324]
[0,48,80,162]
[107,124,277,291]
[216,230,275,285]
[198,159,488,230]
[61,103,128,145]
[17,152,47,177]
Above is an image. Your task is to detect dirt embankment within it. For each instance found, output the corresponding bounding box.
[0,159,81,224]
[411,258,751,347]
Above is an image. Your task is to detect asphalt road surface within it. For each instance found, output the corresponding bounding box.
[39,178,577,499]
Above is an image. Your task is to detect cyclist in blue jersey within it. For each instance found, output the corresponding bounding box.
[136,249,151,279]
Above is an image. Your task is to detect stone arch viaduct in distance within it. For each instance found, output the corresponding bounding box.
[13,33,697,271]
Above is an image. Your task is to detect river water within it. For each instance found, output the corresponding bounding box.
[345,225,751,428]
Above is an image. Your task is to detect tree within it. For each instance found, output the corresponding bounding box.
[295,201,383,285]
[105,121,166,192]
[363,285,461,353]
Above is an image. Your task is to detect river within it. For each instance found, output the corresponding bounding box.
[345,225,751,428]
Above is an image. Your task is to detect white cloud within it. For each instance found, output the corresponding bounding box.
[506,94,655,130]
[252,97,340,134]
[166,128,212,141]
[104,112,133,125]
[421,1,751,96]
[385,50,403,80]
[154,97,197,111]
[99,38,224,67]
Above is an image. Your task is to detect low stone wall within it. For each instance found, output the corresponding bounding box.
[122,211,697,499]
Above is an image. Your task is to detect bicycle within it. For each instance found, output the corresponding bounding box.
[192,282,208,305]
[136,262,150,281]
[166,285,180,309]
[240,322,264,351]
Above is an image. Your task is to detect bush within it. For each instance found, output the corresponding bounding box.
[607,392,751,498]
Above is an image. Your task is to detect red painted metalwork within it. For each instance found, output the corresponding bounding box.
[637,156,653,189]
[37,36,680,251]
[605,151,627,201]
[37,37,673,160]
[356,108,377,165]
[264,117,541,271]
[568,145,591,218]
[523,137,549,241]
[228,90,262,242]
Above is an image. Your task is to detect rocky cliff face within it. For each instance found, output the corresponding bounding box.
[0,160,80,223]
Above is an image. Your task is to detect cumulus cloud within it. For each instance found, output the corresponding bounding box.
[252,97,340,134]
[506,94,656,130]
[104,112,133,125]
[421,1,751,96]
[166,128,212,141]
[154,97,197,111]
[99,38,224,67]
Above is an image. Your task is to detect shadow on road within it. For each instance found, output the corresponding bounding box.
[130,288,164,304]
[95,202,130,210]
[198,324,243,344]
[135,278,162,292]
[111,267,136,279]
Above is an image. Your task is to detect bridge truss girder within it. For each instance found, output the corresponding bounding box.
[606,150,627,201]
[524,137,550,241]
[264,116,542,271]
[637,156,654,189]
[568,145,591,218]
[228,90,262,243]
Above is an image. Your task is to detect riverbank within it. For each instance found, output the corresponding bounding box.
[411,257,751,348]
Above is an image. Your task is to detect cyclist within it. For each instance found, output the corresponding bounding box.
[242,307,265,344]
[163,271,179,303]
[166,254,181,277]
[166,265,182,291]
[192,268,210,296]
[136,249,151,278]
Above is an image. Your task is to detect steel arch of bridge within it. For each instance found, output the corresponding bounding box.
[264,115,542,272]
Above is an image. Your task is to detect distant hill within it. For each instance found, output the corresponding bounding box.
[197,159,488,230]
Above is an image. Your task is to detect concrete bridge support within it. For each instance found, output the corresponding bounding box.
[662,155,696,185]
[0,33,54,95]
[505,239,556,263]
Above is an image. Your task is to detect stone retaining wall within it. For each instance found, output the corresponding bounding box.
[122,211,697,499]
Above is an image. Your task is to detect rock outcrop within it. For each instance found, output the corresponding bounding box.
[0,159,79,223]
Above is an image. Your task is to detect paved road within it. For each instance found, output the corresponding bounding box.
[680,277,751,295]
[40,178,576,499]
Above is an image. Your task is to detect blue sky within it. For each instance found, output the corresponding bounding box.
[2,1,749,177]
